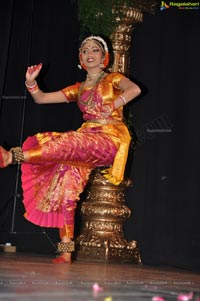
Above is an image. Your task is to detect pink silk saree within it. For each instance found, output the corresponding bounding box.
[21,72,131,231]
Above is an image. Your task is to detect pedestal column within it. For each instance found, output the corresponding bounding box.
[110,6,143,75]
[75,169,141,263]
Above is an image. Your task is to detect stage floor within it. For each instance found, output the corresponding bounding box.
[0,252,200,301]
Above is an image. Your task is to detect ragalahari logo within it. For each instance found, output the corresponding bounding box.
[160,1,200,10]
[160,1,170,10]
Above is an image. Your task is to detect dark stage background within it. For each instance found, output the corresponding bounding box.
[0,0,199,271]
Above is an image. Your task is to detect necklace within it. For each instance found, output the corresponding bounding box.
[86,70,103,84]
[78,71,105,109]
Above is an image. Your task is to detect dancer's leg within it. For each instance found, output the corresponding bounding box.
[52,201,76,264]
[0,146,31,168]
[1,130,117,168]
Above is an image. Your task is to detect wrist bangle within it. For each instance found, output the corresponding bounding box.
[25,80,39,94]
[29,87,39,94]
[119,95,126,105]
[25,80,37,88]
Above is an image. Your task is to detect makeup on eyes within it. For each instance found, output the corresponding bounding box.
[82,47,101,55]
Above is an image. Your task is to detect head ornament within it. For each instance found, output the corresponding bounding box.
[79,35,109,53]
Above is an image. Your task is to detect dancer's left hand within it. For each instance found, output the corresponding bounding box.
[101,103,115,118]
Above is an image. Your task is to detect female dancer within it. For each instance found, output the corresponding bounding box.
[0,35,141,263]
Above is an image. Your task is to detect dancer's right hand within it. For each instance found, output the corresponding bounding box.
[25,63,43,84]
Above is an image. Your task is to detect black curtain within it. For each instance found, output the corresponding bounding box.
[125,8,200,270]
[0,0,81,253]
[0,1,200,270]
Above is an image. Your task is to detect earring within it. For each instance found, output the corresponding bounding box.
[77,64,82,69]
[99,63,104,69]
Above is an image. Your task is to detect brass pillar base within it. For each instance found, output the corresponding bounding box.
[76,168,141,264]
[76,233,141,264]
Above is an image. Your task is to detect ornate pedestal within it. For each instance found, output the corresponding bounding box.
[110,6,143,75]
[76,169,141,264]
[75,1,157,265]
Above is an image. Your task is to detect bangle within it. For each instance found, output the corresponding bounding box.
[119,95,126,105]
[25,80,39,94]
[29,86,39,94]
[25,80,37,88]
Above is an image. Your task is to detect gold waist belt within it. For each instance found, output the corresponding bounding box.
[86,119,121,125]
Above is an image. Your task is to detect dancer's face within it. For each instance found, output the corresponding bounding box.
[80,40,104,70]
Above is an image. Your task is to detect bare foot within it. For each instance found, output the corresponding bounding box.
[0,146,12,168]
[52,252,71,264]
[52,237,73,264]
[61,252,71,262]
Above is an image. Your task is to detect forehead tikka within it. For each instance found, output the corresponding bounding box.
[79,35,108,53]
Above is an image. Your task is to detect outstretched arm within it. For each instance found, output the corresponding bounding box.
[25,63,67,104]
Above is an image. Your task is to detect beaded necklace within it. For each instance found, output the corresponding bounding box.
[86,70,103,84]
[78,71,105,110]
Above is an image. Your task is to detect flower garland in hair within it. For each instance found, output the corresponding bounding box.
[79,35,109,53]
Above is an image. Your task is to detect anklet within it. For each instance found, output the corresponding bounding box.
[57,241,75,253]
[10,147,24,164]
